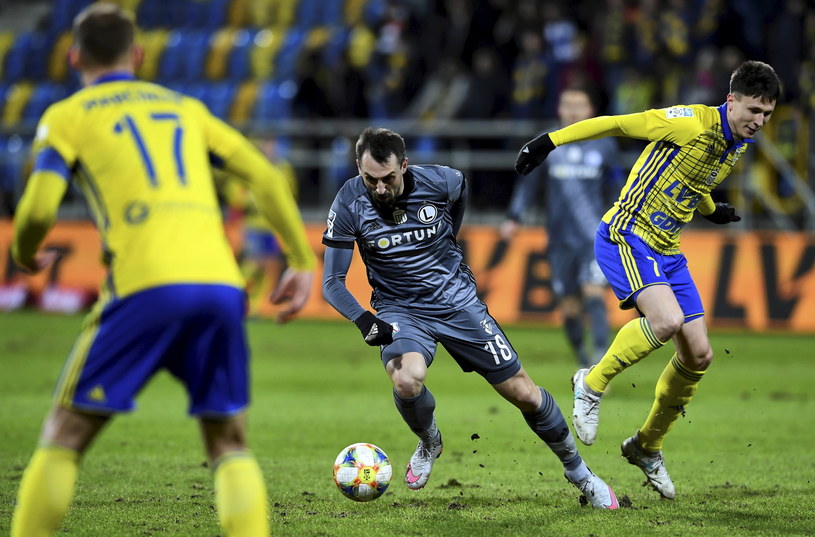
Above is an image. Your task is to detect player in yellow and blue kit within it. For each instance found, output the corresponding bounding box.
[515,61,781,499]
[10,4,316,537]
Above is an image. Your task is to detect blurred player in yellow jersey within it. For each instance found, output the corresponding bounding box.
[220,138,298,317]
[10,3,316,537]
[515,61,781,499]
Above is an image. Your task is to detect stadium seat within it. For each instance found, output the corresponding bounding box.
[136,29,170,81]
[157,30,186,81]
[50,0,93,32]
[205,28,236,80]
[203,81,238,119]
[22,83,69,127]
[225,28,255,80]
[0,31,15,79]
[271,28,305,81]
[177,30,213,82]
[3,33,34,83]
[1,83,34,128]
[254,79,294,121]
[293,0,322,29]
[136,0,164,30]
[249,27,287,79]
[48,32,73,82]
[318,0,344,26]
[228,80,259,124]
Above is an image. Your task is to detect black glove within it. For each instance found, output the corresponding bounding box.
[515,133,555,175]
[702,202,741,225]
[354,311,393,346]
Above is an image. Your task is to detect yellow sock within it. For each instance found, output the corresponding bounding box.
[214,452,269,537]
[585,317,665,393]
[638,354,705,451]
[11,445,80,537]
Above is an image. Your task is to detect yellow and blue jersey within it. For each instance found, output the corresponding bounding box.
[17,72,315,298]
[550,103,752,254]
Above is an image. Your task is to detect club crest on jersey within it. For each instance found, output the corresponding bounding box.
[665,106,694,119]
[417,203,438,224]
[392,209,407,224]
[480,319,494,335]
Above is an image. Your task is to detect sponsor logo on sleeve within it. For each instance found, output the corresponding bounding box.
[665,107,694,119]
[326,209,336,237]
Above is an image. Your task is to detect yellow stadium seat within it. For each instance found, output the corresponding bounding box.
[2,83,34,128]
[249,27,286,79]
[229,80,259,125]
[48,32,73,82]
[344,0,367,25]
[0,31,15,79]
[206,28,236,80]
[136,29,169,81]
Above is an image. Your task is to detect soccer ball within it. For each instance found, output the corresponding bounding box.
[333,443,392,502]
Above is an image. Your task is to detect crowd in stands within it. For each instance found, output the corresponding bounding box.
[1,0,814,217]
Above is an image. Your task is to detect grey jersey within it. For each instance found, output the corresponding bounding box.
[508,137,619,248]
[323,164,477,312]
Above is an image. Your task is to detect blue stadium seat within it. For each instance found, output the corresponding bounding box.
[23,33,54,81]
[294,0,323,29]
[200,0,231,30]
[23,83,69,126]
[319,0,345,26]
[272,29,305,81]
[157,30,185,81]
[254,80,295,121]
[2,31,56,82]
[226,29,255,81]
[50,0,93,32]
[203,81,237,119]
[136,0,164,30]
[177,30,212,82]
[3,33,34,83]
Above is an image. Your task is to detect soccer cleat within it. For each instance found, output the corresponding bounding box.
[566,469,619,510]
[404,431,443,490]
[621,434,676,499]
[571,368,602,445]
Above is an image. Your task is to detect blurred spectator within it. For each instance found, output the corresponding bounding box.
[457,47,508,119]
[404,58,469,120]
[766,0,807,103]
[511,29,551,119]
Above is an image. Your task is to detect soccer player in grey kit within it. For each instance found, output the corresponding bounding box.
[501,86,621,367]
[322,127,618,509]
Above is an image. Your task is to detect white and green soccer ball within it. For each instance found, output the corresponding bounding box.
[333,443,392,502]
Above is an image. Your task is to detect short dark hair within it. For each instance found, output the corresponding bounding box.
[729,60,782,102]
[560,84,600,111]
[355,127,406,165]
[73,2,135,67]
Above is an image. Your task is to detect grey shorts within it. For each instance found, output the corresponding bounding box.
[376,300,521,385]
[549,245,607,298]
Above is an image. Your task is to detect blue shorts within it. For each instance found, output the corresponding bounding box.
[376,300,521,385]
[54,284,249,418]
[595,223,704,320]
[243,228,281,260]
[548,242,607,297]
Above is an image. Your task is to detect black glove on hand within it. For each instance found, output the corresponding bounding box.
[703,202,741,225]
[515,133,555,175]
[354,311,394,346]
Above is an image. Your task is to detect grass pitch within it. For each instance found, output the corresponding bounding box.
[1,311,814,536]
